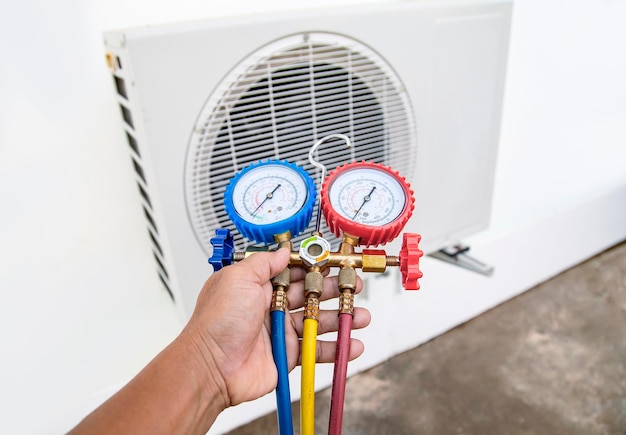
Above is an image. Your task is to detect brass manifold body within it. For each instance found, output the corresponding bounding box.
[233,231,400,319]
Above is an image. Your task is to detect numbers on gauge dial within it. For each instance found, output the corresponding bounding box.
[328,167,406,226]
[231,164,309,225]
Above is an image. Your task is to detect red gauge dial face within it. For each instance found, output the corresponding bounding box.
[327,167,406,225]
[321,162,414,246]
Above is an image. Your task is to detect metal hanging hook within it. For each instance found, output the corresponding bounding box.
[308,134,352,234]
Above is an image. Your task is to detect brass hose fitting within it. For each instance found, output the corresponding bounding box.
[304,268,324,320]
[304,296,320,321]
[338,267,357,293]
[338,292,354,315]
[271,267,290,312]
[338,267,357,315]
[271,232,293,312]
[271,288,288,312]
[305,270,324,299]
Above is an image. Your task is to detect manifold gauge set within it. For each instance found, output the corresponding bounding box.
[208,134,423,435]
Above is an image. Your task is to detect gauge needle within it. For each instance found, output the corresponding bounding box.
[251,184,281,217]
[352,186,376,220]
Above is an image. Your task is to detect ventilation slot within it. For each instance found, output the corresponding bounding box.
[114,75,128,99]
[120,104,134,128]
[158,273,175,301]
[137,182,152,208]
[148,229,164,257]
[153,251,169,279]
[127,132,140,157]
[132,158,147,184]
[143,205,158,235]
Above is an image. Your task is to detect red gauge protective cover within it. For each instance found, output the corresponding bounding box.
[321,161,415,246]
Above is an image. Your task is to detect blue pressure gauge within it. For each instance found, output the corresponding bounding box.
[224,160,316,244]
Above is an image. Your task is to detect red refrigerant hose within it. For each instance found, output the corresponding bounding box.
[328,310,353,435]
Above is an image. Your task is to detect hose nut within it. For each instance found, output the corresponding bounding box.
[304,271,324,299]
[361,249,388,273]
[338,267,357,292]
[271,268,291,289]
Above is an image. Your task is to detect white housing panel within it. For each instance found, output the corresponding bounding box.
[103,0,512,316]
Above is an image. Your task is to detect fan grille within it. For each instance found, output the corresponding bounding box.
[186,32,416,253]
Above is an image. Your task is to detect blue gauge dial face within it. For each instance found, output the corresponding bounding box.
[328,167,406,225]
[231,164,309,225]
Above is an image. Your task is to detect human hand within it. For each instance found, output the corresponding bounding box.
[180,248,371,409]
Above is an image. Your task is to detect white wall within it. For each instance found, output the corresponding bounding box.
[1,0,625,434]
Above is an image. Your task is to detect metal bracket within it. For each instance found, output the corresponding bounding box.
[428,243,494,276]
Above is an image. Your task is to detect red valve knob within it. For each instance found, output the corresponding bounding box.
[399,233,423,290]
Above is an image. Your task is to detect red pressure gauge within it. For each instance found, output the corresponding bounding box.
[321,161,415,246]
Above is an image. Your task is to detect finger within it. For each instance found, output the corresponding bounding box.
[297,338,365,365]
[232,248,291,284]
[290,307,371,337]
[286,275,364,309]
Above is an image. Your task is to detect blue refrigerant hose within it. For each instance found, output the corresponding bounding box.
[271,309,294,435]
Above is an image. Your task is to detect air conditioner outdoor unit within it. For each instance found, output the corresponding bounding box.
[103,0,512,317]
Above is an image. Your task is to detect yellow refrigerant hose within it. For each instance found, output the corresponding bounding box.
[301,266,323,435]
[300,317,318,435]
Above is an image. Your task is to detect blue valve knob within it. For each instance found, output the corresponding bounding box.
[208,228,235,271]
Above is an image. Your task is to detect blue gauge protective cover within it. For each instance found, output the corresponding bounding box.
[224,160,316,244]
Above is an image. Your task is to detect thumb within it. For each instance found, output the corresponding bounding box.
[236,248,291,284]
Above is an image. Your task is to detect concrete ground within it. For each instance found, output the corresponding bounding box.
[228,241,626,434]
